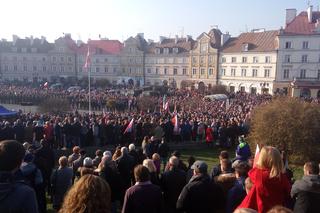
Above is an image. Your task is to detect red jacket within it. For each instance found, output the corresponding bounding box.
[237,167,291,213]
[205,127,213,143]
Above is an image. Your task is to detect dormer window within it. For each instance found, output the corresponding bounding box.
[242,43,249,52]
[173,48,179,53]
[155,48,161,54]
[21,48,27,53]
[31,48,37,53]
[11,47,17,52]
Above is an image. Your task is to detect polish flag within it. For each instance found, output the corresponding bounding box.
[43,82,48,88]
[124,118,134,134]
[163,101,169,111]
[84,46,91,69]
[253,144,260,168]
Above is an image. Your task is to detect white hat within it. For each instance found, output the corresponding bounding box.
[103,151,112,157]
[83,157,93,167]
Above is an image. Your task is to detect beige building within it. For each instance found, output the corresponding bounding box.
[219,30,279,94]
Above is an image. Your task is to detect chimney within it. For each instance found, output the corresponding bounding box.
[221,32,231,46]
[186,35,192,42]
[175,35,178,44]
[286,9,297,25]
[137,33,144,39]
[159,36,166,44]
[12,35,19,45]
[308,5,313,23]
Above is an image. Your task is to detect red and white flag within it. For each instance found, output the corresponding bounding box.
[124,118,134,134]
[163,101,169,111]
[171,114,179,133]
[43,82,48,88]
[253,144,260,168]
[84,46,91,69]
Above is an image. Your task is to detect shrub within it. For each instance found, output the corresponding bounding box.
[248,98,320,164]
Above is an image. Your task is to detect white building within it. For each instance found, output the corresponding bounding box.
[219,30,279,94]
[275,6,320,98]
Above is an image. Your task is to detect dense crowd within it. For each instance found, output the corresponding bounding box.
[0,86,319,213]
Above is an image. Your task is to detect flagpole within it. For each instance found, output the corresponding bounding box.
[88,63,91,114]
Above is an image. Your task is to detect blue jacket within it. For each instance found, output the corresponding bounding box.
[226,176,246,213]
[0,171,38,213]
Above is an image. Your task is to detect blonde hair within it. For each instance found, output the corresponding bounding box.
[143,159,156,173]
[152,153,160,161]
[59,156,68,168]
[256,146,284,178]
[59,175,111,213]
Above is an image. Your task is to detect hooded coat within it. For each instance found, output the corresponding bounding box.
[291,175,320,213]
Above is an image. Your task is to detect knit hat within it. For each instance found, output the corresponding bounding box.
[83,157,93,167]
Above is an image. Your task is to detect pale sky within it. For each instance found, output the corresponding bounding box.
[0,0,317,42]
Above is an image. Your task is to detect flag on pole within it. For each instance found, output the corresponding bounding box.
[163,101,169,112]
[124,118,134,134]
[84,46,91,69]
[162,95,167,109]
[253,144,260,168]
[171,114,179,133]
[44,82,48,88]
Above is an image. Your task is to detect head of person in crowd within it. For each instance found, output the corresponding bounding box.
[245,177,253,194]
[103,150,112,158]
[219,150,229,160]
[128,143,135,152]
[152,153,160,162]
[266,205,293,213]
[143,159,157,173]
[234,208,258,213]
[235,162,250,179]
[191,160,208,176]
[172,150,181,159]
[121,146,129,156]
[79,149,86,157]
[83,157,93,168]
[95,149,103,158]
[0,140,26,173]
[168,156,179,170]
[187,156,196,169]
[112,147,121,161]
[59,174,111,213]
[72,146,80,155]
[134,165,150,183]
[303,161,319,176]
[221,158,232,174]
[257,146,284,178]
[58,156,68,169]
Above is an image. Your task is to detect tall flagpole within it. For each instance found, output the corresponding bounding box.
[88,63,91,114]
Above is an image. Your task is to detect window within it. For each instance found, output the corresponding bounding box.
[300,69,306,78]
[242,57,247,63]
[42,57,46,62]
[192,68,197,75]
[252,69,258,77]
[173,68,178,75]
[222,57,226,63]
[200,68,205,75]
[221,69,226,76]
[147,68,151,74]
[192,57,197,63]
[21,48,27,53]
[208,68,213,75]
[13,65,17,71]
[242,43,249,52]
[183,68,187,75]
[241,69,247,77]
[253,57,258,63]
[164,48,169,54]
[231,57,237,63]
[43,66,46,72]
[164,68,167,75]
[113,67,117,73]
[4,65,8,71]
[96,67,100,72]
[284,55,291,63]
[95,58,99,63]
[79,67,83,72]
[23,65,27,71]
[23,57,27,61]
[155,48,160,54]
[68,57,72,62]
[52,57,56,62]
[208,56,213,63]
[302,41,309,49]
[302,55,308,63]
[53,66,56,72]
[13,56,17,61]
[264,69,270,77]
[231,68,236,76]
[61,66,64,72]
[265,56,271,63]
[318,70,320,79]
[33,66,37,71]
[201,45,207,53]
[105,67,108,72]
[285,41,292,49]
[104,58,108,62]
[173,48,179,53]
[60,57,64,62]
[200,57,204,64]
[156,67,159,75]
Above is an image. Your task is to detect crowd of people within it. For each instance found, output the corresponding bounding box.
[0,139,319,213]
[0,85,319,213]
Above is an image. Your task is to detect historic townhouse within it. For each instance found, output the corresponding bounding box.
[219,30,278,94]
[275,6,320,98]
[145,36,193,87]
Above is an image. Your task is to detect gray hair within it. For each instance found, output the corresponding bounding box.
[121,147,128,155]
[169,156,179,168]
[128,143,135,151]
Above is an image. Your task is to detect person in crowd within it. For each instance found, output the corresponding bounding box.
[14,119,25,143]
[122,165,162,213]
[291,161,320,213]
[72,149,86,179]
[237,146,291,213]
[168,151,187,172]
[234,209,258,213]
[226,162,250,213]
[50,156,73,211]
[233,136,251,166]
[68,146,80,166]
[245,177,253,194]
[99,154,122,213]
[211,150,234,179]
[78,157,95,177]
[186,156,196,182]
[152,153,161,175]
[158,138,170,170]
[112,146,122,161]
[205,124,214,147]
[0,140,38,213]
[161,156,187,213]
[143,159,159,185]
[267,205,293,213]
[141,136,152,158]
[128,143,139,167]
[176,160,224,213]
[59,174,111,213]
[92,149,103,168]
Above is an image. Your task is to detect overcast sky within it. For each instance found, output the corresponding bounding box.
[0,0,317,42]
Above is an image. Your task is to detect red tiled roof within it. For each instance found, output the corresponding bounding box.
[221,30,278,53]
[284,11,320,35]
[147,38,195,54]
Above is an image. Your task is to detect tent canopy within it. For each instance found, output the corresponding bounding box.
[0,106,18,117]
